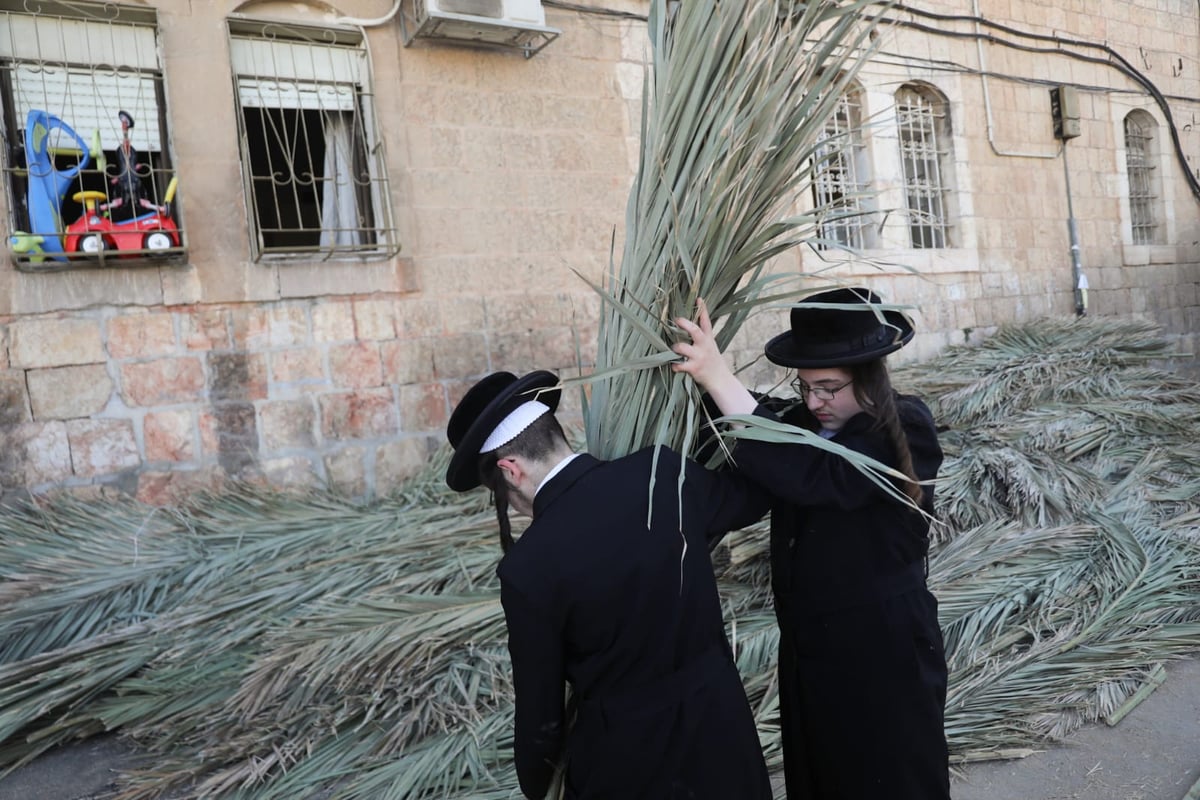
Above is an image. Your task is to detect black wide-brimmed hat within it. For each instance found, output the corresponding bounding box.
[117,110,135,128]
[763,287,915,368]
[445,370,561,492]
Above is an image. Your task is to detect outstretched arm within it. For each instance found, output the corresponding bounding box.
[672,299,758,417]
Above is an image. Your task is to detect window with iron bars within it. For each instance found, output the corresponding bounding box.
[895,85,950,249]
[0,0,184,269]
[1123,112,1158,246]
[229,20,399,261]
[811,88,871,251]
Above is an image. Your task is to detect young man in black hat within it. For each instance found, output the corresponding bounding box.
[445,370,772,800]
[672,288,950,800]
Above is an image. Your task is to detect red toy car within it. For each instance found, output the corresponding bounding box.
[64,178,180,257]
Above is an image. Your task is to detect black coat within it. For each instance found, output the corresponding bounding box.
[496,447,772,800]
[733,394,950,800]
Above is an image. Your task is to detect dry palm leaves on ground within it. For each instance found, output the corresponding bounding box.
[0,316,1198,798]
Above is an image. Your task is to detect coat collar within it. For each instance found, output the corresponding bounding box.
[532,453,602,517]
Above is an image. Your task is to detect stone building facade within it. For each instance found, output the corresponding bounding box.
[0,0,1197,502]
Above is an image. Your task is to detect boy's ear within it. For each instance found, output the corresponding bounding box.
[496,456,521,484]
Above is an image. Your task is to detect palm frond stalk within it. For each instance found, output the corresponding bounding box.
[581,0,884,461]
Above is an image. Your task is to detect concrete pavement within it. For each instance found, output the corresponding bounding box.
[951,654,1200,800]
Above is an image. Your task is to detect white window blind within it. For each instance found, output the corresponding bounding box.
[0,12,158,69]
[9,65,161,151]
[230,36,365,111]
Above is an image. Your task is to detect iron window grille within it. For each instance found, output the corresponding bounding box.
[228,19,399,261]
[0,0,185,269]
[811,87,871,251]
[895,85,950,250]
[1123,112,1158,246]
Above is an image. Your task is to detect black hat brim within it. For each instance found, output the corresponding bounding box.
[763,309,914,368]
[445,370,561,492]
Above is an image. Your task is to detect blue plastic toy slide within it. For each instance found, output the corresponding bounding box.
[19,109,91,261]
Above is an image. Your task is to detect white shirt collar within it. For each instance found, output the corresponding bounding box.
[536,453,582,497]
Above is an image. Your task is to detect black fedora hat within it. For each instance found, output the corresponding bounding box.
[445,370,561,492]
[763,287,914,368]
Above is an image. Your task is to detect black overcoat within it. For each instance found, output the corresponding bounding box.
[496,446,772,800]
[732,394,951,800]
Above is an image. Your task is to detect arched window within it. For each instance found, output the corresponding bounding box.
[895,84,951,249]
[812,83,871,250]
[1123,110,1160,245]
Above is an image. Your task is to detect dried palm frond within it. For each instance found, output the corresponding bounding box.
[897,316,1196,428]
[581,0,886,461]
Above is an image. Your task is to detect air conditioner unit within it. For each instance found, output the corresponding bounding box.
[401,0,560,58]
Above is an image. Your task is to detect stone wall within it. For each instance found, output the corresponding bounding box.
[0,291,597,503]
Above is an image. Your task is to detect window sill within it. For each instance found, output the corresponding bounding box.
[11,246,189,273]
[1121,244,1175,266]
[252,245,402,264]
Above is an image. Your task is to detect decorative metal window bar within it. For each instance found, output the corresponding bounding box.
[812,90,869,250]
[0,0,185,269]
[228,20,399,261]
[896,87,949,250]
[1124,115,1157,246]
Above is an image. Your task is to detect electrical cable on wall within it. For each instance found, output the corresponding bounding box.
[880,2,1200,203]
[352,0,1198,201]
[334,0,402,27]
[550,1,1199,201]
[543,0,646,21]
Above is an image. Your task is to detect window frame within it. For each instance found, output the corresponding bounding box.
[1123,110,1159,247]
[895,83,952,250]
[811,83,874,251]
[226,18,400,263]
[0,0,185,270]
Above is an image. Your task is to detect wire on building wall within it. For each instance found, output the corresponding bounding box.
[339,0,1199,202]
[879,2,1200,203]
[543,1,647,21]
[545,1,1198,201]
[334,0,402,27]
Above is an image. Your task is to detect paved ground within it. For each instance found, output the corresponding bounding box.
[2,653,1198,800]
[950,653,1200,800]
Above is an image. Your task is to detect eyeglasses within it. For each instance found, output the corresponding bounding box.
[790,377,853,401]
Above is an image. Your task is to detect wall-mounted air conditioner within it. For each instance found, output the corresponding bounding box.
[400,0,560,58]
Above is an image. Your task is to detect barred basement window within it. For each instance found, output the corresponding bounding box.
[895,85,950,249]
[811,86,871,250]
[0,1,184,269]
[228,20,399,260]
[1123,111,1158,246]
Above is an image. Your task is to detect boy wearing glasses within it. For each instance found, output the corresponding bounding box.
[672,287,950,800]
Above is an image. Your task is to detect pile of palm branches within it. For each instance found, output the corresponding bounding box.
[1,316,1198,798]
[900,318,1200,756]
